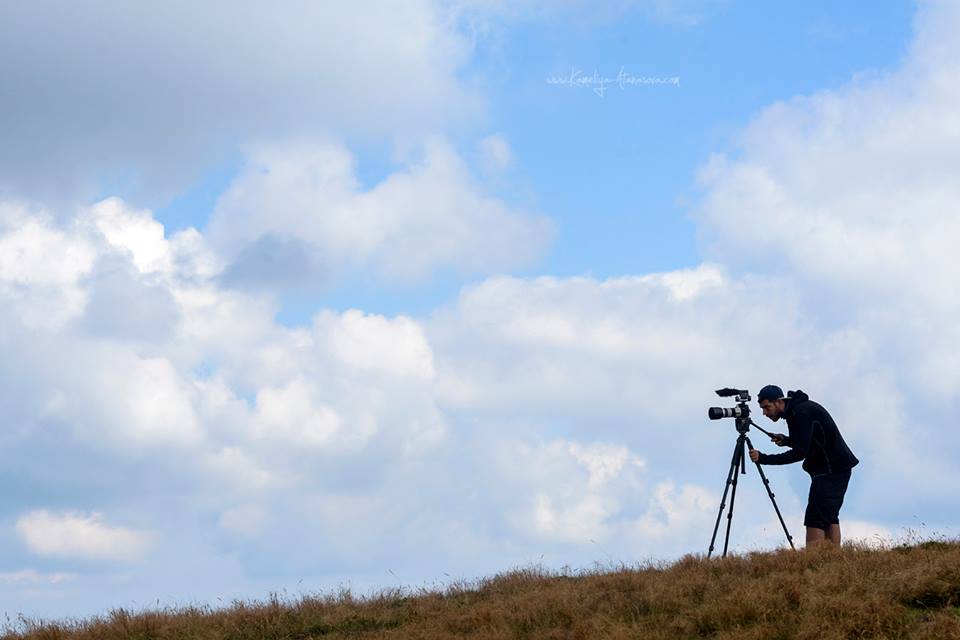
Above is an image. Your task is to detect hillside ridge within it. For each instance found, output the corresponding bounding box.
[4,539,960,639]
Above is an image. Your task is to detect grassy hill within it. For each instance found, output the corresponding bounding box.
[4,540,959,639]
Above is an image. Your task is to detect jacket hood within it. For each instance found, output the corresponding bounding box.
[787,389,809,403]
[784,389,809,416]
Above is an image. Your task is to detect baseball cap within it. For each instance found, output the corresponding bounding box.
[757,385,784,403]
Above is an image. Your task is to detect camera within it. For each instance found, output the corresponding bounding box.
[708,388,751,421]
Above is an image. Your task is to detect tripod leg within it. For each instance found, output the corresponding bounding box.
[708,437,745,558]
[722,437,745,557]
[745,436,795,551]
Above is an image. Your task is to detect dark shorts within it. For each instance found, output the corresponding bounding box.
[804,469,852,531]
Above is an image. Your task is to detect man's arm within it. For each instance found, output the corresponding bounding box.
[757,414,813,465]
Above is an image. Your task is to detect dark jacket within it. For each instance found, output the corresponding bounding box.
[757,390,859,476]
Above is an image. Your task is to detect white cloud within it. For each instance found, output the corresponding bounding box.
[0,1,480,202]
[16,511,154,563]
[89,354,203,446]
[83,198,182,276]
[253,380,342,448]
[23,343,205,451]
[0,207,96,286]
[0,197,451,468]
[633,481,715,540]
[0,205,96,329]
[0,197,216,333]
[533,493,619,542]
[316,310,436,379]
[568,441,646,490]
[79,197,223,284]
[429,265,791,422]
[501,438,647,544]
[207,136,552,286]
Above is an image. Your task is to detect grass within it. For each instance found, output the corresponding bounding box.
[3,539,959,639]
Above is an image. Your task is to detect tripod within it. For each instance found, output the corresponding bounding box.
[708,418,795,557]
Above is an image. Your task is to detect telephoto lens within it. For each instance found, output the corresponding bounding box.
[708,406,743,420]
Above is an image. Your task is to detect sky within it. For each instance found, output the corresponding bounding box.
[1,0,957,624]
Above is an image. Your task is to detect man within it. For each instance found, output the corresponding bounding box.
[748,385,859,548]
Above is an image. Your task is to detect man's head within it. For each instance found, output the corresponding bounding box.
[757,384,786,422]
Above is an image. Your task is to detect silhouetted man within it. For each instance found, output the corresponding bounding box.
[748,385,859,547]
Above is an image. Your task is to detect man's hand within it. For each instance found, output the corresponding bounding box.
[749,447,760,463]
[771,433,787,447]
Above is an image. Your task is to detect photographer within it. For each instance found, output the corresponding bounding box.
[748,385,859,548]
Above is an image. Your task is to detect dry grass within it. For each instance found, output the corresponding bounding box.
[4,540,960,639]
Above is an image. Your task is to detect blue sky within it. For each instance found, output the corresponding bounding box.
[1,0,958,624]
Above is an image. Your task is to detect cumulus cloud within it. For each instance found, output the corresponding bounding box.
[0,204,96,329]
[633,482,716,541]
[0,197,216,331]
[0,194,746,593]
[315,309,436,379]
[206,136,552,287]
[16,511,154,563]
[429,265,785,423]
[501,439,647,544]
[0,196,460,589]
[252,379,342,449]
[86,199,175,275]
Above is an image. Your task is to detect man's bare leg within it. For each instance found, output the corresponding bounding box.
[805,527,826,548]
[827,523,841,545]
